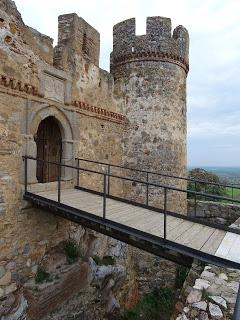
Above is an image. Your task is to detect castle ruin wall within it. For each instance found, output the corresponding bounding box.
[0,1,190,318]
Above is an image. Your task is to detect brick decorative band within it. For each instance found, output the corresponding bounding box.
[74,100,126,124]
[0,74,125,125]
[0,74,39,96]
[112,51,189,74]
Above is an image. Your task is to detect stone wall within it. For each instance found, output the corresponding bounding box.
[0,2,128,319]
[76,114,124,197]
[54,13,100,69]
[188,200,240,226]
[175,262,240,320]
[111,17,188,214]
[0,1,190,319]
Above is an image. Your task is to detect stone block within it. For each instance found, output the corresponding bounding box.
[186,289,202,304]
[192,301,207,311]
[209,302,223,319]
[0,270,11,286]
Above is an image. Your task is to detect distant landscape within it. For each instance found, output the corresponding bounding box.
[188,166,240,185]
[187,166,240,201]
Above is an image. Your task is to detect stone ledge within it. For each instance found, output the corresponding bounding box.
[111,51,189,74]
[0,75,39,97]
[74,100,126,124]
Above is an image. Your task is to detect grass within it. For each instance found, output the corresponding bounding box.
[117,287,175,320]
[224,187,240,201]
[35,267,50,284]
[93,255,115,266]
[202,288,211,301]
[175,265,189,289]
[64,240,80,264]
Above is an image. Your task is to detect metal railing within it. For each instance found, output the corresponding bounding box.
[75,157,240,203]
[23,156,240,237]
[23,155,240,320]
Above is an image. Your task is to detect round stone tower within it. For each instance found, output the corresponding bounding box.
[111,17,189,213]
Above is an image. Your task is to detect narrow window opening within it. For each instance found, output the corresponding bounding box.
[82,32,88,54]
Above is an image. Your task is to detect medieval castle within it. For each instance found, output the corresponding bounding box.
[2,1,237,320]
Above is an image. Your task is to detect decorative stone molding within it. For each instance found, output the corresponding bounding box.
[0,74,39,96]
[74,100,126,124]
[112,51,189,74]
[0,73,125,125]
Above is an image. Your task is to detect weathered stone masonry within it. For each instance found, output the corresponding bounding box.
[111,17,189,213]
[0,0,190,319]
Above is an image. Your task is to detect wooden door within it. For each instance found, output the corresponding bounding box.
[36,117,62,183]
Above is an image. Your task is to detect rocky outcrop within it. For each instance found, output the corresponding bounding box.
[176,264,240,319]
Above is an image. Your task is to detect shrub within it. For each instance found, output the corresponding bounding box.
[187,168,226,200]
[35,267,50,284]
[117,287,175,320]
[64,240,80,264]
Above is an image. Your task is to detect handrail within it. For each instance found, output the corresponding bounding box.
[23,156,240,205]
[23,155,240,319]
[75,157,240,191]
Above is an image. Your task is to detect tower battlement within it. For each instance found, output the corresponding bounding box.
[111,17,189,73]
[54,13,100,69]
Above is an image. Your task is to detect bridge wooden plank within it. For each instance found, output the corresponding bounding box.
[36,188,235,264]
[109,208,155,225]
[215,232,239,259]
[124,215,163,231]
[189,226,216,250]
[174,224,206,246]
[201,229,226,255]
[221,235,240,263]
[148,216,186,238]
[167,220,195,241]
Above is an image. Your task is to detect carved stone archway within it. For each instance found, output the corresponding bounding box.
[25,105,74,184]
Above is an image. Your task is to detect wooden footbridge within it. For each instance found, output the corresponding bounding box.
[23,156,240,318]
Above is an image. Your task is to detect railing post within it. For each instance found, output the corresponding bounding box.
[164,188,167,240]
[58,163,61,203]
[77,159,80,187]
[103,174,107,218]
[107,164,110,196]
[24,157,28,194]
[232,186,234,204]
[233,284,240,320]
[194,181,197,217]
[146,172,149,206]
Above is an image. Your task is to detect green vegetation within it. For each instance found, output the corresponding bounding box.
[64,240,80,264]
[202,288,211,301]
[117,287,175,320]
[175,265,189,289]
[93,255,115,266]
[187,168,226,201]
[225,186,240,201]
[35,267,50,284]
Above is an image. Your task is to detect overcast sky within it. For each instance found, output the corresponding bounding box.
[14,0,240,167]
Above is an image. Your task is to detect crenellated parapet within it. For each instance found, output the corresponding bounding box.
[111,17,189,74]
[54,13,100,70]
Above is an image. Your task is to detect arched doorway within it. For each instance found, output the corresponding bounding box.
[35,116,62,183]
